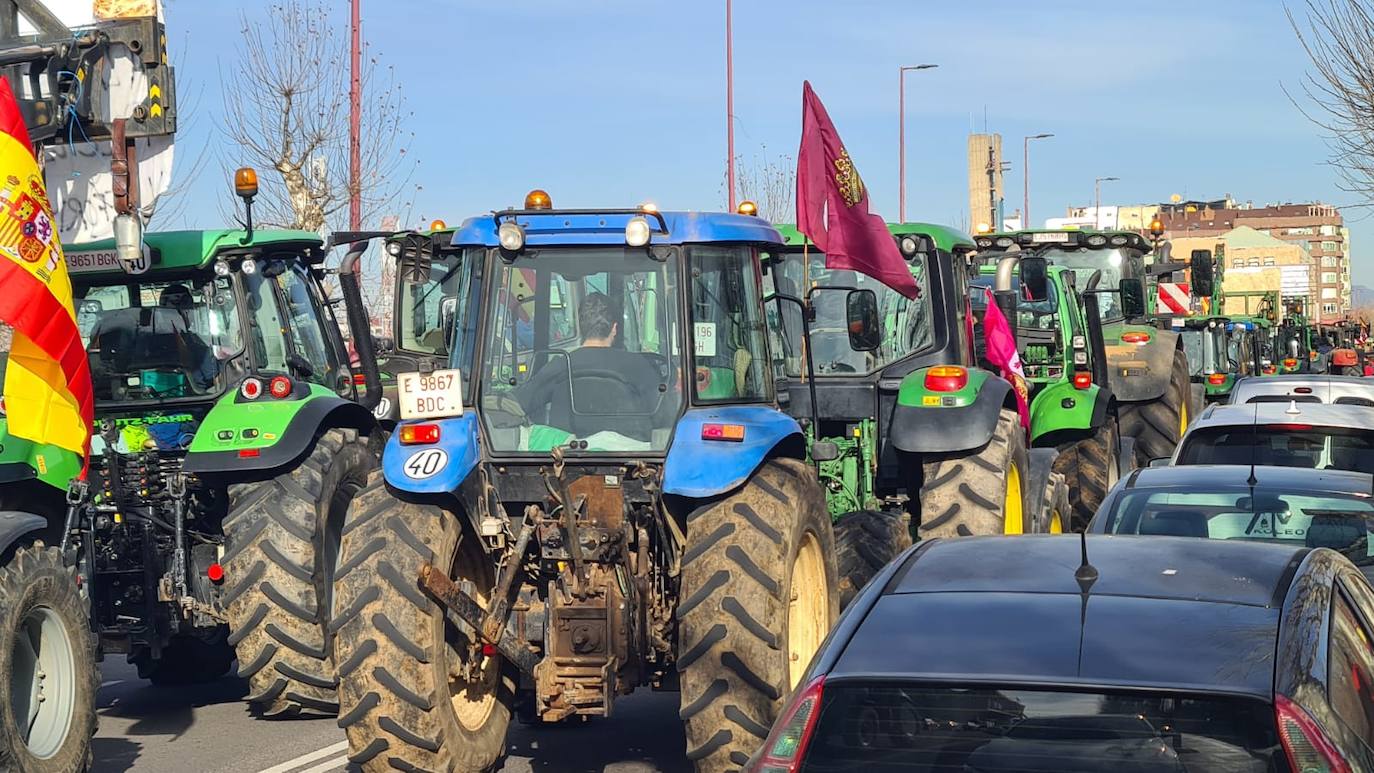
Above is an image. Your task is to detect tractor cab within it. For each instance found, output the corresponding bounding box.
[1179,317,1241,401]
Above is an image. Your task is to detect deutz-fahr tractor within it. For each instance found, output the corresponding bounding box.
[331,195,838,773]
[0,173,384,726]
[975,230,1193,465]
[969,255,1123,530]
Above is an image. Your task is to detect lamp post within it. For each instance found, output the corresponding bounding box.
[1022,133,1052,229]
[349,0,361,233]
[1093,176,1119,228]
[725,0,736,211]
[898,63,938,223]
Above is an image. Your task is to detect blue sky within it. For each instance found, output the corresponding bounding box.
[162,0,1369,281]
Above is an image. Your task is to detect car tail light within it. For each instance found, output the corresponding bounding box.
[1207,373,1227,385]
[1122,331,1152,344]
[746,675,825,773]
[924,366,968,392]
[240,377,263,400]
[701,423,745,442]
[1276,694,1352,773]
[269,376,293,399]
[1295,387,1314,394]
[399,423,441,445]
[1072,371,1092,389]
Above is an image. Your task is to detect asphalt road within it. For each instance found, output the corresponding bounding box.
[93,661,691,773]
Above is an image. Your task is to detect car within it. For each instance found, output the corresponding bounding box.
[745,534,1374,772]
[1229,373,1374,406]
[1169,401,1374,473]
[1088,464,1374,579]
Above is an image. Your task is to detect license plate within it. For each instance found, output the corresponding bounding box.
[1031,231,1072,243]
[398,369,464,420]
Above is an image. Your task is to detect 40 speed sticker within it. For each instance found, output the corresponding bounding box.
[373,396,392,420]
[403,448,448,479]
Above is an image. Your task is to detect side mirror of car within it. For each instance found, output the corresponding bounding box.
[846,289,881,352]
[1190,249,1215,298]
[1147,457,1171,468]
[1019,256,1050,302]
[1119,278,1146,318]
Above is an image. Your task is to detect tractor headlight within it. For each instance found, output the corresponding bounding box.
[240,258,258,275]
[899,236,920,256]
[386,241,403,257]
[213,260,231,277]
[625,216,652,248]
[498,221,527,252]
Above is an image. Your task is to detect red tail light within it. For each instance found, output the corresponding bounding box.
[1207,373,1227,385]
[206,563,225,583]
[745,676,825,773]
[924,366,968,392]
[1122,331,1152,344]
[1283,358,1298,368]
[269,376,293,399]
[238,448,261,458]
[352,372,367,385]
[240,377,263,400]
[1276,694,1352,773]
[1072,371,1092,389]
[701,423,746,442]
[399,423,441,445]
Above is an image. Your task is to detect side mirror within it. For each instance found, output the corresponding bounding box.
[1019,256,1050,302]
[439,297,458,333]
[846,289,881,351]
[1190,249,1215,298]
[375,336,395,356]
[1147,457,1171,468]
[399,251,432,285]
[1119,278,1146,318]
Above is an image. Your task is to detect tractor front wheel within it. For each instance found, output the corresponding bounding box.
[917,409,1031,538]
[834,510,911,609]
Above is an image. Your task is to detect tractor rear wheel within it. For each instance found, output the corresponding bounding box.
[222,428,373,718]
[1119,350,1190,465]
[1038,472,1071,534]
[678,459,838,773]
[1053,418,1120,531]
[834,510,910,609]
[332,474,512,773]
[917,409,1031,538]
[0,543,97,773]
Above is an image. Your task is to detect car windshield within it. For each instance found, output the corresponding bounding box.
[1177,424,1374,474]
[1035,247,1129,320]
[478,247,681,453]
[76,274,243,401]
[1096,484,1374,564]
[798,685,1282,772]
[768,250,932,376]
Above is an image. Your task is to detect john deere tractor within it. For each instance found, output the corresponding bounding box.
[975,230,1193,465]
[969,255,1123,530]
[330,194,837,773]
[0,174,384,724]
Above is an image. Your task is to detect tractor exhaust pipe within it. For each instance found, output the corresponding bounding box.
[338,242,383,411]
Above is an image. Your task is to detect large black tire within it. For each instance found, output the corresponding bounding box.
[1053,418,1120,531]
[132,631,235,686]
[332,473,512,773]
[222,427,374,718]
[917,409,1032,538]
[678,459,839,773]
[834,510,911,609]
[1119,349,1190,465]
[0,543,97,773]
[1038,472,1071,534]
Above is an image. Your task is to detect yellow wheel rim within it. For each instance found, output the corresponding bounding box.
[1003,462,1024,535]
[1179,398,1188,439]
[1049,509,1064,534]
[787,532,828,690]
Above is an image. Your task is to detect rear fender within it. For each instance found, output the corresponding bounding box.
[662,407,804,498]
[0,418,83,491]
[1029,381,1108,444]
[888,368,1010,454]
[0,510,47,559]
[382,413,481,495]
[1105,327,1179,403]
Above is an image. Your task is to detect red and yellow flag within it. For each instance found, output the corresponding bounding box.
[0,77,93,467]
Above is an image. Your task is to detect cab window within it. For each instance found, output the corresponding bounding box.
[689,245,771,402]
[275,263,340,386]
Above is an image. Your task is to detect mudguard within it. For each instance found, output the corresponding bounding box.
[1105,328,1180,403]
[0,419,82,490]
[888,368,1011,454]
[0,510,46,558]
[662,407,803,498]
[382,413,481,494]
[184,387,374,475]
[1028,382,1110,445]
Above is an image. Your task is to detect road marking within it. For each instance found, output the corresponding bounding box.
[99,679,123,688]
[257,741,347,773]
[294,754,350,773]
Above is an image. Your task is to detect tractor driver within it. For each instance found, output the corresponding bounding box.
[515,291,662,440]
[158,284,219,391]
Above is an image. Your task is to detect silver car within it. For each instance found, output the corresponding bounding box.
[1169,401,1374,473]
[1228,374,1374,406]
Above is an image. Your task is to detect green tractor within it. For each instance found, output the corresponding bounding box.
[1226,290,1282,376]
[767,223,1050,603]
[969,255,1124,530]
[0,178,385,725]
[975,230,1193,465]
[1171,247,1251,402]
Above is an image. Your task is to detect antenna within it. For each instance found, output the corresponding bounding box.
[1074,531,1098,591]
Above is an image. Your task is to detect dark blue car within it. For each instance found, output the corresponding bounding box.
[746,534,1374,772]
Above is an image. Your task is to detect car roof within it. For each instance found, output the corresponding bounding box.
[1191,401,1374,431]
[1116,464,1374,497]
[830,535,1305,699]
[1230,375,1374,405]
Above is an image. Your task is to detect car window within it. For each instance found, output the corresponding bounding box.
[1097,487,1374,565]
[1177,425,1374,474]
[1329,590,1374,752]
[1337,397,1374,407]
[1247,394,1322,404]
[797,685,1283,772]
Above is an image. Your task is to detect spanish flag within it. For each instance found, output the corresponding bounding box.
[0,78,93,468]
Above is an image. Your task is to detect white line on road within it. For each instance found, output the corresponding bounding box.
[292,754,351,773]
[256,741,348,773]
[99,680,123,688]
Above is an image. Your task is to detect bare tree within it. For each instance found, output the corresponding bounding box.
[221,1,416,232]
[1289,0,1374,206]
[724,145,796,222]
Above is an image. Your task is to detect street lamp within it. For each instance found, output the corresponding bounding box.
[898,63,938,223]
[1022,133,1052,229]
[1093,176,1119,228]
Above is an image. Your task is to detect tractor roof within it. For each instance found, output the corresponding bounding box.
[65,229,324,276]
[450,210,780,248]
[773,222,974,253]
[977,228,1152,252]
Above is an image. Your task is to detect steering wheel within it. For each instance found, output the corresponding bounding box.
[482,394,527,427]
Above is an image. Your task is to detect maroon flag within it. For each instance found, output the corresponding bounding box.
[796,81,919,299]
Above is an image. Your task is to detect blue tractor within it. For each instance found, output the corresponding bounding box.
[330,193,839,773]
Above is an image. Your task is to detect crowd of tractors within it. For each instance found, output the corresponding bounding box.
[1,181,1370,772]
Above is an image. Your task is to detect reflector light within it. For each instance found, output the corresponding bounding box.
[400,423,442,445]
[207,563,225,583]
[1122,332,1151,344]
[924,366,968,392]
[1207,373,1227,385]
[746,676,826,773]
[238,448,261,458]
[353,372,367,385]
[1072,372,1092,389]
[240,378,263,399]
[1283,358,1298,368]
[269,376,293,399]
[701,424,746,442]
